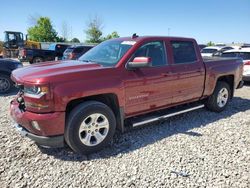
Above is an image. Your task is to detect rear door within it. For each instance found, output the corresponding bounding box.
[169,40,205,104]
[124,40,174,116]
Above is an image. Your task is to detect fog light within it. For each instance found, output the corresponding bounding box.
[31,121,41,131]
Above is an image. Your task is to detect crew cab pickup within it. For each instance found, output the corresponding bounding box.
[19,43,70,64]
[10,36,244,154]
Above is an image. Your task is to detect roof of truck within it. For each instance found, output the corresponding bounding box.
[112,35,196,42]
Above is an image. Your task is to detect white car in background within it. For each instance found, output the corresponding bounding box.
[201,46,235,57]
[221,48,250,82]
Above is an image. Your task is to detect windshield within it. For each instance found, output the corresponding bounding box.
[201,49,218,53]
[79,40,135,66]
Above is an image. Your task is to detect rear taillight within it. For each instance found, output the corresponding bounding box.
[244,61,250,65]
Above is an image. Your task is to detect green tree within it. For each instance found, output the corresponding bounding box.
[207,41,215,46]
[71,38,80,43]
[103,31,120,41]
[27,17,58,42]
[56,36,66,42]
[85,16,103,43]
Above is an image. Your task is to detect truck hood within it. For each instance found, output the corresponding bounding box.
[12,60,104,84]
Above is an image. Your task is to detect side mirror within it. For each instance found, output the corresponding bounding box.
[127,57,152,69]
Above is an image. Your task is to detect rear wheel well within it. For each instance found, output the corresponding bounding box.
[66,93,124,132]
[217,75,234,98]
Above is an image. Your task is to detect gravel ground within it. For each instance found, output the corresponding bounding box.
[0,85,250,188]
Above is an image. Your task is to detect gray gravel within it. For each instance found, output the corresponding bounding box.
[1,86,250,188]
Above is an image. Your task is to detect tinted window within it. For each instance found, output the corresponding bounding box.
[75,46,93,54]
[133,41,166,66]
[56,45,69,54]
[222,52,250,60]
[64,48,74,53]
[201,49,218,53]
[171,41,197,64]
[74,47,84,53]
[239,52,250,60]
[221,52,238,58]
[221,47,233,51]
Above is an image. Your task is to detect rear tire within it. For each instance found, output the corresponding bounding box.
[32,57,43,64]
[65,101,116,154]
[206,81,231,112]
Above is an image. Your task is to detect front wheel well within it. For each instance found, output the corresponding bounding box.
[66,93,124,132]
[0,71,11,77]
[217,75,234,98]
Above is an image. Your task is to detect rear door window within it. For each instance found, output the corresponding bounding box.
[171,41,197,64]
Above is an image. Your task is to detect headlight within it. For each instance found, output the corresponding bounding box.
[24,85,49,99]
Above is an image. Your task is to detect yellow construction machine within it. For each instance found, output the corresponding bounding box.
[3,31,41,58]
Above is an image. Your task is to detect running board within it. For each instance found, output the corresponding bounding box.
[132,104,205,127]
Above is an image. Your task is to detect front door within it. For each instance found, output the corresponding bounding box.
[124,41,174,116]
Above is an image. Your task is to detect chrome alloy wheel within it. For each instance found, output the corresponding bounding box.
[78,113,109,146]
[217,87,229,108]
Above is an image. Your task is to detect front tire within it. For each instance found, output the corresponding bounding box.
[206,81,231,112]
[65,101,116,154]
[0,74,13,94]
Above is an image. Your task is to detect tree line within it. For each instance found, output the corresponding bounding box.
[27,16,119,44]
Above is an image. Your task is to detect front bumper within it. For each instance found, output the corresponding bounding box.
[14,123,64,147]
[10,99,66,147]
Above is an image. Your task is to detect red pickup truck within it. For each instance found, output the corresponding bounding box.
[10,35,244,154]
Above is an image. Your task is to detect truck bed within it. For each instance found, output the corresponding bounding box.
[203,56,240,63]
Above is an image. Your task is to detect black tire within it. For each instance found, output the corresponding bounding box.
[32,57,43,64]
[65,101,116,154]
[0,74,13,94]
[206,81,231,112]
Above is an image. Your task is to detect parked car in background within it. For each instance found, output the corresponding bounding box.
[10,36,243,154]
[201,46,235,57]
[198,44,207,50]
[63,45,94,60]
[241,44,250,48]
[19,43,70,64]
[0,58,22,94]
[222,48,250,82]
[201,46,221,57]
